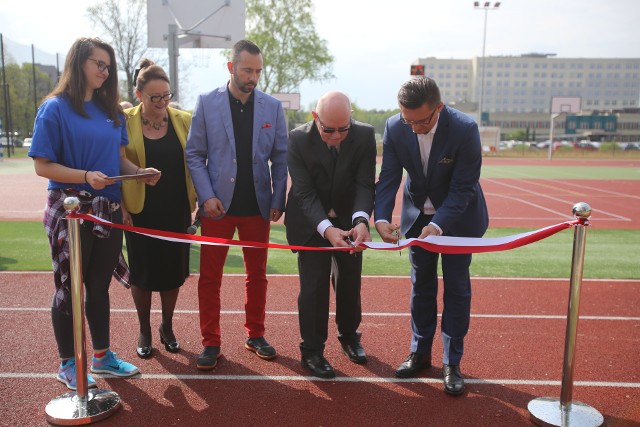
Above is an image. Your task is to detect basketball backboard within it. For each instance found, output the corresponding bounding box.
[147,0,246,49]
[272,93,301,111]
[550,96,581,114]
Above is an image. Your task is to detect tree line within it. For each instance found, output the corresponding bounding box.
[0,62,54,143]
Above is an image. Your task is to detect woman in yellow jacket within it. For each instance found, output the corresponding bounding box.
[122,59,196,358]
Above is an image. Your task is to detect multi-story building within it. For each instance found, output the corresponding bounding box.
[412,54,640,142]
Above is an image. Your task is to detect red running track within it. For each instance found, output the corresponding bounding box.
[0,273,639,426]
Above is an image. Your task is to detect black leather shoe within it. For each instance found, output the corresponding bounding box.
[136,333,153,359]
[159,324,180,353]
[301,354,335,379]
[245,337,277,360]
[136,345,153,359]
[395,352,432,378]
[196,346,221,370]
[341,341,367,364]
[442,364,465,396]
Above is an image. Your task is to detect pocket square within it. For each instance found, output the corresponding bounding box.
[438,156,454,164]
[262,123,272,128]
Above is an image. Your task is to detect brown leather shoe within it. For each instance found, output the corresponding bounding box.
[395,352,432,378]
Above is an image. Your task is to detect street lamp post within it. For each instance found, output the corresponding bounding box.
[474,1,501,126]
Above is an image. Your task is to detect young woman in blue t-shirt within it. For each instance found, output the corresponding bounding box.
[28,37,160,391]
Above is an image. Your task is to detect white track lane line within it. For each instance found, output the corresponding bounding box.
[1,373,639,388]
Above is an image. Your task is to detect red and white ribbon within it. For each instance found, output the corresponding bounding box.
[66,212,587,255]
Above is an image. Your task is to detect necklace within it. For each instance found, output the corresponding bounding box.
[141,114,168,130]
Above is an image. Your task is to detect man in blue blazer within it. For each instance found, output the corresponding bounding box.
[374,77,488,396]
[186,40,288,370]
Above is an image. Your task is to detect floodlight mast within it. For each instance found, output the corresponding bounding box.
[162,0,233,102]
[473,1,500,126]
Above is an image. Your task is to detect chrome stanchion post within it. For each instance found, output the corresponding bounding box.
[528,202,603,427]
[45,197,122,425]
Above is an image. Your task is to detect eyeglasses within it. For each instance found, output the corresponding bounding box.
[316,116,351,134]
[142,92,175,103]
[87,57,112,73]
[400,106,439,127]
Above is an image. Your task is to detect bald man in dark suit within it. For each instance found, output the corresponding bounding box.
[285,91,377,378]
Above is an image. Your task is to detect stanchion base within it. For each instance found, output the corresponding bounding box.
[528,397,603,427]
[45,389,121,425]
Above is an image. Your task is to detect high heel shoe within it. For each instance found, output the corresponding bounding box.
[136,333,153,359]
[159,324,180,353]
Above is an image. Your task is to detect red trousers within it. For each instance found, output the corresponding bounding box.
[198,215,270,347]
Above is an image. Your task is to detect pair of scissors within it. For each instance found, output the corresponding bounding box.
[394,227,402,256]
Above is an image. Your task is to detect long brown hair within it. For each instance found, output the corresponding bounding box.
[47,37,121,127]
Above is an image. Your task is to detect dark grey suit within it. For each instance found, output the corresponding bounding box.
[285,120,376,356]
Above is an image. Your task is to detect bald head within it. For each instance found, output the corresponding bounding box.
[313,91,353,146]
[315,91,351,124]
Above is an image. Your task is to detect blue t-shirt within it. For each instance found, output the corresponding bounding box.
[28,96,128,202]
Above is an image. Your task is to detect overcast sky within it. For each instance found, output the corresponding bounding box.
[2,0,639,110]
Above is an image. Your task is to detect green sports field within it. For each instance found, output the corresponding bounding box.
[1,156,639,278]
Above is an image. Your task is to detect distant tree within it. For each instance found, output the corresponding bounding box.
[284,102,398,138]
[245,0,334,94]
[351,103,399,136]
[0,63,52,140]
[507,129,526,141]
[86,0,147,102]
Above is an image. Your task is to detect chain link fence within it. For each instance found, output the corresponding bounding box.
[1,34,64,158]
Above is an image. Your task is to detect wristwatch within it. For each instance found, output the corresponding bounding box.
[352,216,370,231]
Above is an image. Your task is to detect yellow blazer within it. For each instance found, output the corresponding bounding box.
[122,105,197,214]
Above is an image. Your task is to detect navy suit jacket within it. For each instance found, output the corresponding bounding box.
[185,84,288,221]
[374,105,488,238]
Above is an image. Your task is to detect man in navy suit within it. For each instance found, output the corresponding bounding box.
[186,40,288,370]
[374,77,488,395]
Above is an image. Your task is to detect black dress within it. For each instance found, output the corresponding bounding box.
[126,120,191,291]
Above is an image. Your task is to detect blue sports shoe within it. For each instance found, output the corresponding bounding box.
[57,358,97,390]
[90,350,140,377]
